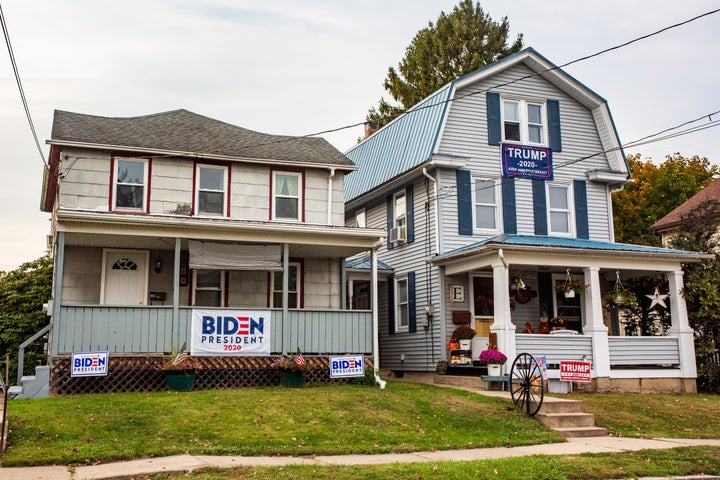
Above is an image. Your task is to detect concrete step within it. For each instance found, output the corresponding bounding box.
[553,426,609,438]
[538,397,584,414]
[536,412,597,428]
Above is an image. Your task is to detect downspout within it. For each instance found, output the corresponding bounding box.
[327,167,336,225]
[370,239,386,389]
[422,168,439,255]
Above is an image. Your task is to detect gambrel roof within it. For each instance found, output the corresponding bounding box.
[344,47,628,203]
[49,109,355,169]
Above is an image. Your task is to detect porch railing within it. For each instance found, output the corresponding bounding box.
[608,336,680,367]
[515,334,594,366]
[53,306,373,356]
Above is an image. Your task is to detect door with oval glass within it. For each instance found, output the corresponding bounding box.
[101,249,149,305]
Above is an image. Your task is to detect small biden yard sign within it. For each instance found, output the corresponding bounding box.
[329,355,365,378]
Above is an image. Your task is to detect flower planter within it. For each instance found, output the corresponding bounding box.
[487,364,502,376]
[165,369,195,391]
[280,372,306,388]
[458,339,472,350]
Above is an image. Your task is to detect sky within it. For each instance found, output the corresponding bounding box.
[0,0,718,272]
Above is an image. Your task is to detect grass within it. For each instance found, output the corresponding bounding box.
[2,382,561,467]
[563,392,720,438]
[129,447,720,480]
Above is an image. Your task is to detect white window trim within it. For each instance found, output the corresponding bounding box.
[194,164,228,217]
[501,97,548,147]
[355,208,366,228]
[271,262,301,308]
[192,270,225,307]
[393,191,406,229]
[113,158,149,211]
[272,171,303,221]
[395,275,409,331]
[472,177,502,233]
[547,181,575,237]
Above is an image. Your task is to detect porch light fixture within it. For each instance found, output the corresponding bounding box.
[154,256,162,274]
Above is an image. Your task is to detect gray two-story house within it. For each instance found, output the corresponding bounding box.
[19,109,385,396]
[345,48,705,393]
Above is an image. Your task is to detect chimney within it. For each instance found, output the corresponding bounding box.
[364,121,379,138]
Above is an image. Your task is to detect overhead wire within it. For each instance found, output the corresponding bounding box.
[0,2,47,168]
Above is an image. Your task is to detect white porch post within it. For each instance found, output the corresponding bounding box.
[583,267,610,379]
[490,253,515,369]
[371,247,379,372]
[667,269,697,377]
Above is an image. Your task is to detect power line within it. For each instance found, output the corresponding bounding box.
[0,2,48,168]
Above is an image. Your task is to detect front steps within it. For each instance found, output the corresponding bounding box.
[8,365,50,399]
[433,374,607,438]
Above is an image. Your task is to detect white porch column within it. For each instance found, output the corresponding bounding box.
[583,267,610,378]
[371,247,380,372]
[490,253,515,369]
[667,269,696,377]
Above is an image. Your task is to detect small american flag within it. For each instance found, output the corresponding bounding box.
[294,353,306,366]
[172,351,189,367]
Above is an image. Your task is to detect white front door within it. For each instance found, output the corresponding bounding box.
[101,249,149,305]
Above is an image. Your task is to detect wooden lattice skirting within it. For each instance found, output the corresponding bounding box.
[50,355,373,396]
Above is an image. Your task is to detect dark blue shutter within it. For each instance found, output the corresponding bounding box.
[457,169,473,235]
[574,179,589,239]
[408,272,417,333]
[406,184,415,243]
[501,178,517,234]
[547,99,562,152]
[532,179,548,236]
[487,92,502,146]
[387,277,395,335]
[386,195,394,250]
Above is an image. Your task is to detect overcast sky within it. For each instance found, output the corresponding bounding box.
[1,0,718,272]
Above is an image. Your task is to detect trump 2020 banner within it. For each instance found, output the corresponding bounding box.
[501,143,553,180]
[191,309,271,356]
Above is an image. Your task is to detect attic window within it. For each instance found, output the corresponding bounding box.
[502,99,546,146]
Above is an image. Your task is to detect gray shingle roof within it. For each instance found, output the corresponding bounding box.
[50,109,355,168]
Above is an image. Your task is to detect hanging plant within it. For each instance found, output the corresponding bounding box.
[604,271,637,309]
[555,269,587,297]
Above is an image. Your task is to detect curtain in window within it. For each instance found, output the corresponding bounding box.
[188,241,282,271]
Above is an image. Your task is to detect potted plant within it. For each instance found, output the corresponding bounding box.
[271,352,310,387]
[451,325,476,350]
[555,278,588,298]
[549,317,566,330]
[479,348,507,376]
[435,360,448,375]
[157,347,196,391]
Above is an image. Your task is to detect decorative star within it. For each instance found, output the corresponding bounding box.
[646,287,669,309]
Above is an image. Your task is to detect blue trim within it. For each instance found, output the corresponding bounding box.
[486,92,501,146]
[457,169,473,235]
[547,99,562,152]
[532,180,548,236]
[574,180,589,239]
[386,195,394,250]
[501,178,517,234]
[388,276,395,335]
[408,271,417,333]
[406,183,415,243]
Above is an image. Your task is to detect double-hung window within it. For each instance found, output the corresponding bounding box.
[473,177,500,232]
[195,164,228,216]
[547,183,574,236]
[502,99,546,146]
[113,158,148,211]
[271,262,300,308]
[193,270,224,306]
[273,171,302,220]
[355,208,366,228]
[392,191,407,242]
[395,276,409,330]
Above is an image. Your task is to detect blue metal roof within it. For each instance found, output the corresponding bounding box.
[344,83,453,202]
[345,254,394,271]
[434,234,706,261]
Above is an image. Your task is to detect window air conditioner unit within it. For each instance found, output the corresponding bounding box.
[389,226,406,243]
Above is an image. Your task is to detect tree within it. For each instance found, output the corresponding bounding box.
[367,0,523,128]
[0,256,53,384]
[612,153,719,246]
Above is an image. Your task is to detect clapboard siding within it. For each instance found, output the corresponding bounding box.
[53,306,372,355]
[515,334,594,365]
[608,337,680,366]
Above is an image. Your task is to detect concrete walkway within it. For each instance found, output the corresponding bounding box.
[4,436,720,480]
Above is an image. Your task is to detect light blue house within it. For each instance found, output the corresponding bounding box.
[344,48,706,393]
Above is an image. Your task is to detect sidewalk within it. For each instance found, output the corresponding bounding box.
[4,436,720,480]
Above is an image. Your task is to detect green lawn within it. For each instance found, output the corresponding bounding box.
[2,382,561,467]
